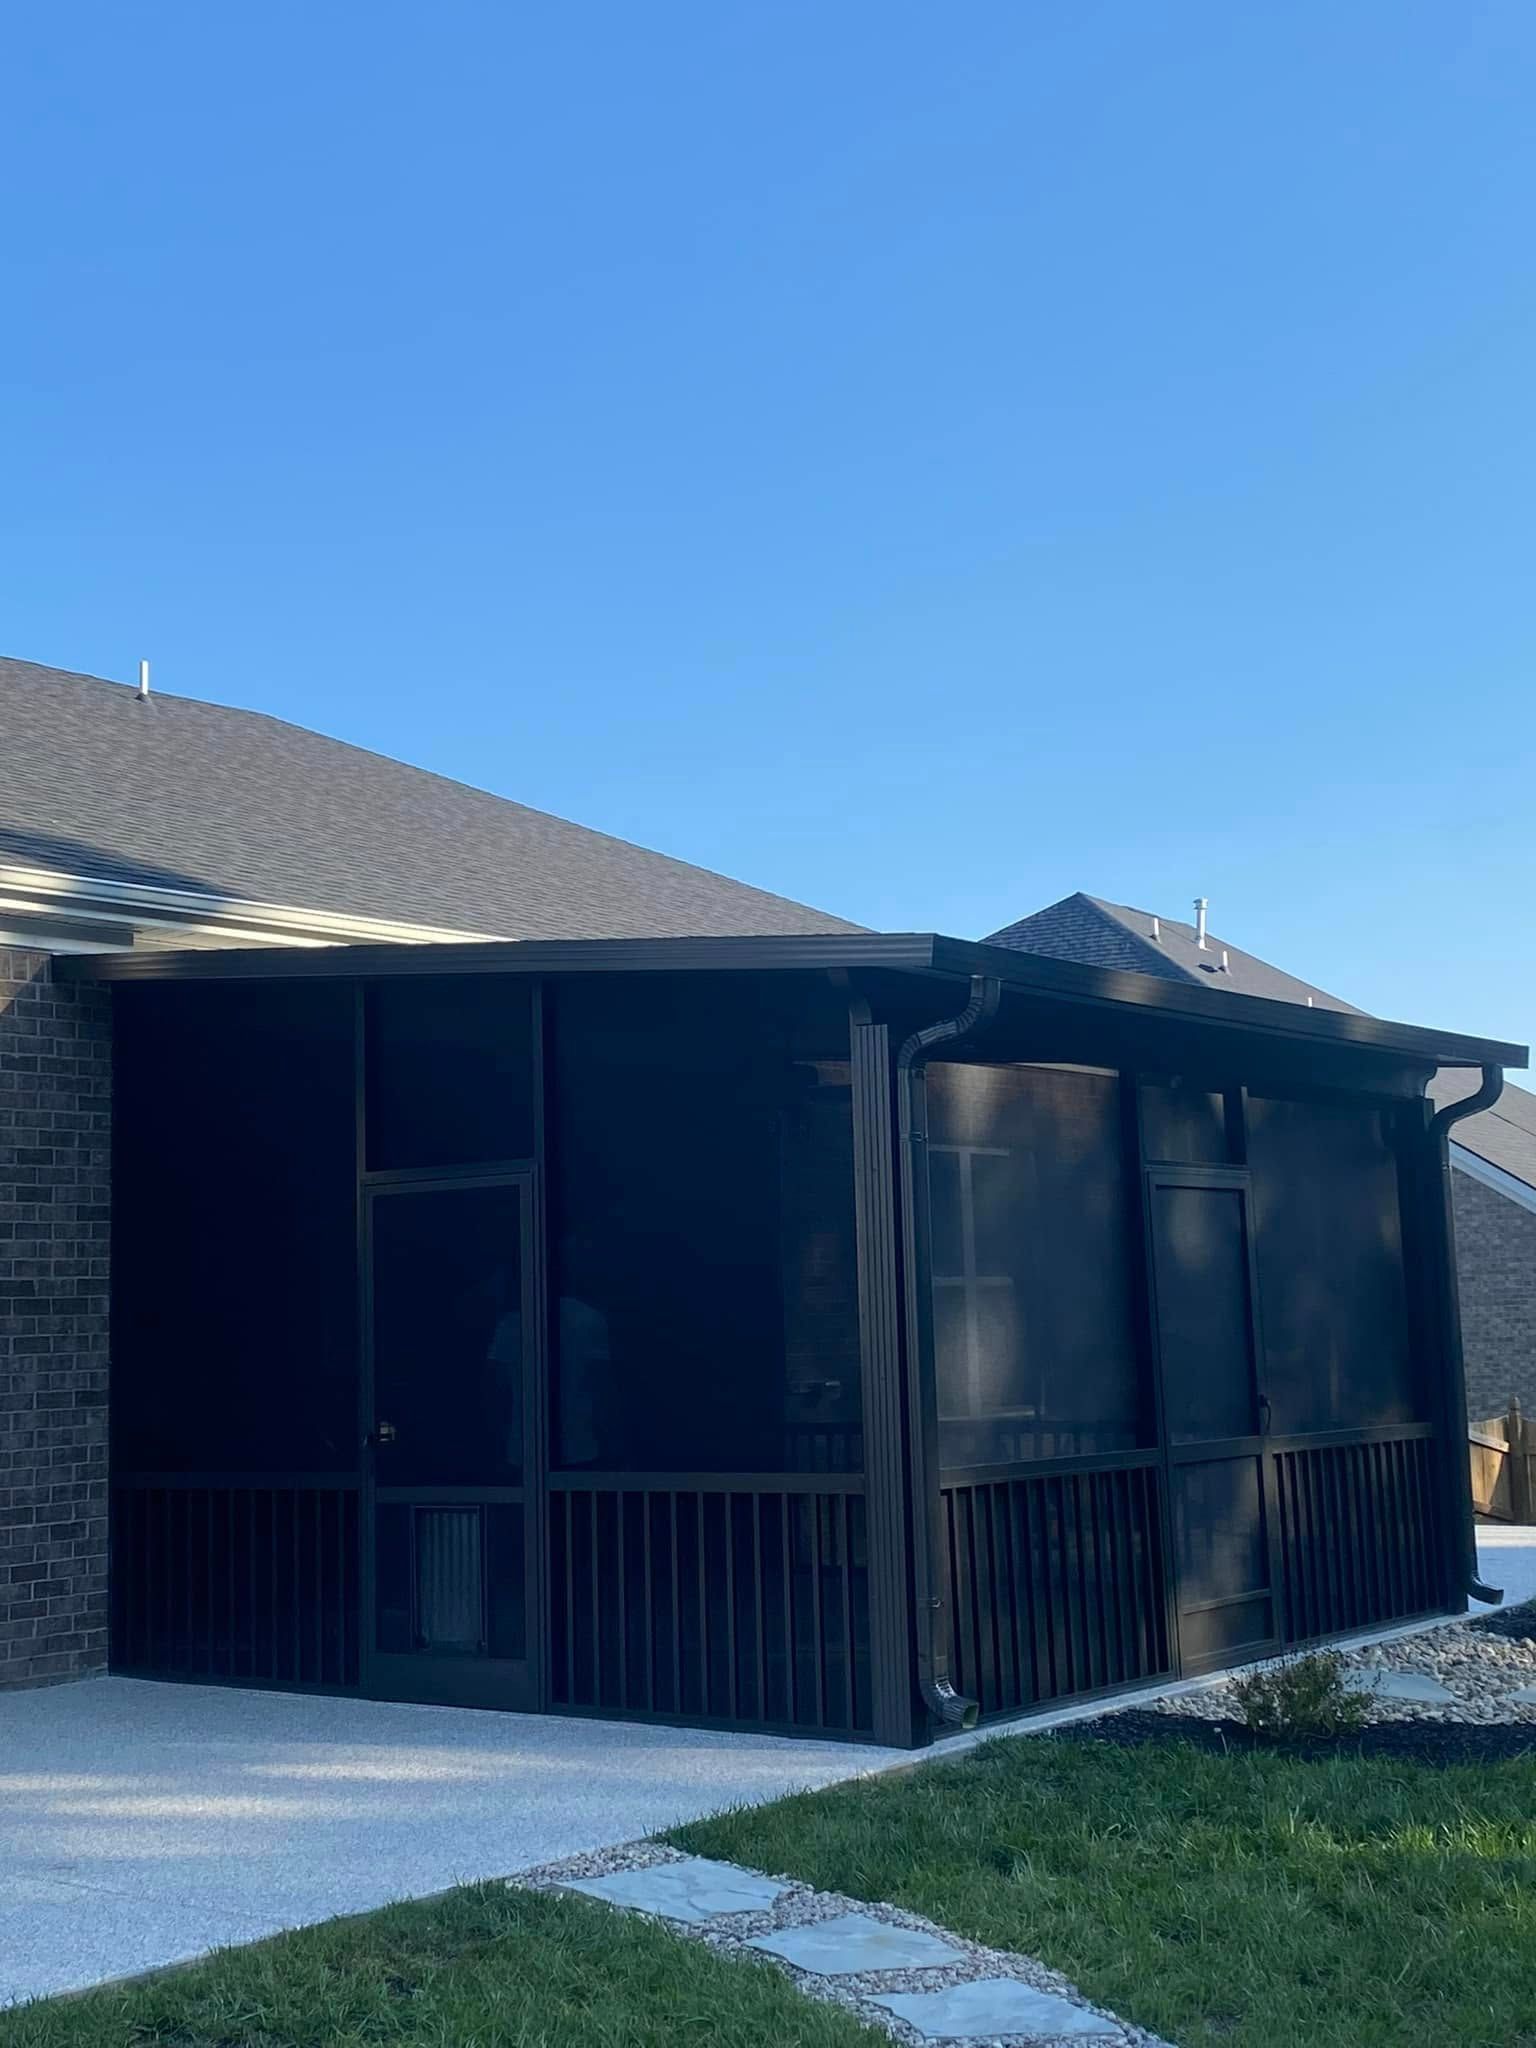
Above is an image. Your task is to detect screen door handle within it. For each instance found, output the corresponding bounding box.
[365,1420,398,1448]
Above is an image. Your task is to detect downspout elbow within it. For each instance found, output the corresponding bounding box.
[1430,1064,1505,1605]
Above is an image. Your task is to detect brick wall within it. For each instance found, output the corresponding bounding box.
[0,949,112,1688]
[1454,1167,1536,1424]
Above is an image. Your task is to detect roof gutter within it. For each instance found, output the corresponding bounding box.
[896,973,1003,1732]
[1429,1065,1506,1605]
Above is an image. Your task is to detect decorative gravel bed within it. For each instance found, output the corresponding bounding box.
[518,1838,1171,2047]
[1058,1706,1536,1765]
[1152,1599,1536,1728]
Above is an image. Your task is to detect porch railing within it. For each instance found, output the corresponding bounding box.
[111,1476,360,1690]
[939,1454,1171,1718]
[548,1473,872,1736]
[1272,1425,1442,1643]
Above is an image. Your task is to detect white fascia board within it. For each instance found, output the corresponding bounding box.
[1452,1142,1536,1217]
[0,862,508,948]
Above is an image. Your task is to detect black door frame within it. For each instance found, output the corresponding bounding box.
[358,1164,547,1709]
[1143,1160,1284,1675]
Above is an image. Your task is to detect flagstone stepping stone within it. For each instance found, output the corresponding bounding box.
[873,1977,1121,2039]
[565,1856,789,1925]
[1505,1683,1536,1704]
[1356,1669,1456,1704]
[749,1909,965,1975]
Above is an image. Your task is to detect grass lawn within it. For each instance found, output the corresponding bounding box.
[0,1882,877,2048]
[673,1729,1536,2048]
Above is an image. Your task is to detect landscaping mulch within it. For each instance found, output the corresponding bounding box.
[1060,1705,1536,1766]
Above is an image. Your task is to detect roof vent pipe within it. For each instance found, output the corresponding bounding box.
[1194,897,1209,949]
[136,659,150,701]
[1150,916,1161,941]
[1220,949,1230,973]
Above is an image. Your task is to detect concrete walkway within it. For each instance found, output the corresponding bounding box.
[1473,1524,1536,1609]
[0,1678,900,2006]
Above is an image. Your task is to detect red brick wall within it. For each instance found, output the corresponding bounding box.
[0,949,111,1688]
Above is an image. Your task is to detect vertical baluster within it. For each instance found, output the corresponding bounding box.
[780,1493,795,1722]
[616,1494,630,1712]
[752,1494,767,1724]
[808,1495,827,1728]
[589,1490,602,1707]
[669,1493,684,1714]
[843,1494,859,1731]
[642,1491,656,1713]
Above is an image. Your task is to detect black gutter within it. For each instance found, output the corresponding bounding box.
[1428,1065,1506,1605]
[895,973,1003,1731]
[59,932,1526,1076]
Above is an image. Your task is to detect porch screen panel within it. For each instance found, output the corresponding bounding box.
[113,981,358,1477]
[547,976,862,1475]
[1246,1096,1418,1433]
[365,977,534,1170]
[926,1062,1145,1466]
[1140,1079,1230,1165]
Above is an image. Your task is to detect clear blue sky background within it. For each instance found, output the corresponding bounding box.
[5,5,1533,1054]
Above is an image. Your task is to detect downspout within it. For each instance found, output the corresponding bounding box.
[1428,1063,1505,1605]
[896,973,1002,1730]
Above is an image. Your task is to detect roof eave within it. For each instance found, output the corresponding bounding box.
[58,930,1528,1072]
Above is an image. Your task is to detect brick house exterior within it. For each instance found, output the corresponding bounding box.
[0,950,112,1688]
[1454,1171,1536,1424]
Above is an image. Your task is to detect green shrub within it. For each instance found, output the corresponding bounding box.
[1229,1651,1371,1738]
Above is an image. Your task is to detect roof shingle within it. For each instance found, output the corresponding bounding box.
[0,656,861,941]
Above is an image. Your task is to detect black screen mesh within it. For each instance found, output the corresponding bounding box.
[365,977,534,1171]
[547,977,862,1475]
[1246,1094,1418,1432]
[927,1062,1146,1466]
[113,982,358,1476]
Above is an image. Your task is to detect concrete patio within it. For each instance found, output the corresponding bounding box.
[0,1680,900,2006]
[2,1528,1529,2010]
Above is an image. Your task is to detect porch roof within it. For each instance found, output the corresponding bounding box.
[60,932,1527,1073]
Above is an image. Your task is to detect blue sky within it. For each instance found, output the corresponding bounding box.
[5,4,1533,1055]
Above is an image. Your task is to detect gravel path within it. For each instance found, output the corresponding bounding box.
[519,1839,1173,2048]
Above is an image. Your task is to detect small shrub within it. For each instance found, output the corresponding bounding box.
[1229,1651,1371,1739]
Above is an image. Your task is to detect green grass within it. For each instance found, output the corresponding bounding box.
[0,1882,878,2048]
[671,1733,1536,2048]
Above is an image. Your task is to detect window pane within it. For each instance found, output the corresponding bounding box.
[1247,1095,1416,1432]
[366,977,534,1171]
[1141,1079,1229,1164]
[927,1062,1146,1466]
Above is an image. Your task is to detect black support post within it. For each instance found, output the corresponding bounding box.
[849,1014,921,1747]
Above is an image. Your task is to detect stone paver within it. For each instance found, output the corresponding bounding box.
[1358,1669,1456,1704]
[874,1977,1122,2039]
[1505,1683,1536,1705]
[749,1908,966,1975]
[565,1856,789,1924]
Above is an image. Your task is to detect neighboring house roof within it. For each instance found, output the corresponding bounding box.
[0,656,860,941]
[986,893,1357,1010]
[989,891,1535,1200]
[1430,1069,1536,1207]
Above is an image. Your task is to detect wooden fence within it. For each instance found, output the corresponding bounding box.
[1470,1399,1536,1523]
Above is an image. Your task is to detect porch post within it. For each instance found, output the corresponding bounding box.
[849,1012,921,1746]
